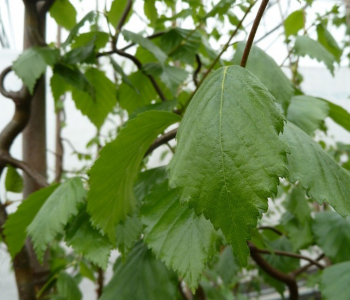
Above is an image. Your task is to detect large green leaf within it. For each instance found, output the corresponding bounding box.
[312,211,350,264]
[49,0,77,30]
[71,68,117,128]
[4,185,59,258]
[65,210,112,269]
[281,122,350,217]
[122,30,167,64]
[141,181,217,290]
[284,10,304,37]
[56,272,82,300]
[317,24,342,62]
[287,95,329,135]
[13,47,60,94]
[5,165,23,193]
[87,111,181,241]
[100,242,178,300]
[294,36,335,75]
[320,261,350,300]
[215,246,240,285]
[168,66,288,266]
[27,177,86,260]
[71,31,109,51]
[232,42,294,112]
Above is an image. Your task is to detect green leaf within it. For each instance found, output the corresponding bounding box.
[27,177,86,260]
[116,167,168,256]
[322,99,350,132]
[63,37,96,65]
[71,31,109,51]
[144,0,157,25]
[49,0,77,30]
[160,28,201,64]
[284,10,304,37]
[259,237,300,295]
[168,66,288,266]
[71,68,117,128]
[100,242,178,300]
[287,95,329,135]
[317,24,342,62]
[160,65,188,93]
[108,0,128,27]
[129,99,177,120]
[4,185,59,258]
[141,181,217,290]
[215,246,240,285]
[281,122,350,217]
[320,261,350,300]
[285,185,311,225]
[110,58,136,91]
[62,11,96,47]
[87,111,181,241]
[13,47,60,94]
[5,165,23,193]
[50,73,69,103]
[65,210,112,269]
[312,211,350,264]
[122,30,168,64]
[232,42,294,113]
[294,36,335,75]
[57,272,82,300]
[79,261,95,282]
[118,71,157,114]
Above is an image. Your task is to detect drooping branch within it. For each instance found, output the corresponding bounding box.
[240,0,270,67]
[145,128,178,157]
[249,243,299,300]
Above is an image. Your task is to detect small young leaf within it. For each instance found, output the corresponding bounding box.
[312,211,350,263]
[322,99,350,132]
[13,47,60,94]
[4,185,59,258]
[100,242,178,300]
[141,181,217,290]
[50,0,77,30]
[281,122,350,217]
[168,66,288,266]
[5,165,24,193]
[56,272,82,300]
[27,177,86,261]
[287,95,329,135]
[294,36,335,75]
[122,30,168,64]
[284,10,304,37]
[232,42,294,113]
[317,24,342,62]
[65,210,112,269]
[320,261,350,300]
[71,68,117,128]
[87,111,181,241]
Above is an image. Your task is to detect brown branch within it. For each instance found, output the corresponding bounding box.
[240,0,270,68]
[293,254,325,276]
[145,128,178,157]
[198,1,256,87]
[114,0,133,46]
[258,226,283,236]
[249,243,299,300]
[193,54,202,87]
[178,282,190,300]
[96,267,104,299]
[115,49,167,101]
[251,245,325,270]
[194,285,206,300]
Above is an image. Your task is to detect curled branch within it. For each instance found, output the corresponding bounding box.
[193,54,202,87]
[0,66,28,100]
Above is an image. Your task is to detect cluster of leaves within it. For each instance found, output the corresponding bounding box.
[2,0,350,299]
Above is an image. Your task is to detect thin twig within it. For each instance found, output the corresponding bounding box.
[193,54,202,87]
[114,0,133,46]
[240,0,270,67]
[293,254,325,276]
[258,226,283,236]
[120,31,166,51]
